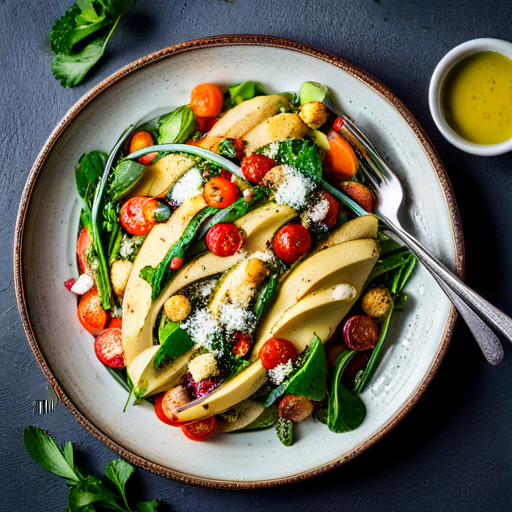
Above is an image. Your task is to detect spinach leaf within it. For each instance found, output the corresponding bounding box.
[237,405,279,432]
[75,151,108,210]
[328,350,367,433]
[276,417,294,447]
[227,81,267,107]
[158,105,197,144]
[264,381,290,407]
[105,459,134,511]
[154,318,194,369]
[24,427,79,483]
[109,160,146,201]
[276,139,323,183]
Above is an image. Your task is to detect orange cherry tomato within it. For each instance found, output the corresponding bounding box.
[259,338,298,370]
[196,116,218,133]
[77,289,108,336]
[76,226,92,273]
[129,131,156,165]
[181,417,217,441]
[94,328,125,368]
[154,386,190,426]
[190,83,224,118]
[340,181,375,213]
[203,176,240,208]
[272,224,312,265]
[120,197,159,235]
[107,317,122,330]
[323,130,359,184]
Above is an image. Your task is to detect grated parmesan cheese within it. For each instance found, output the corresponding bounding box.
[181,308,222,355]
[274,165,316,210]
[170,167,204,205]
[266,141,280,159]
[307,197,330,223]
[219,302,256,334]
[268,359,293,385]
[331,284,357,301]
[250,249,275,264]
[199,279,217,298]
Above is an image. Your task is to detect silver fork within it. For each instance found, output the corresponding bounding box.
[324,96,512,365]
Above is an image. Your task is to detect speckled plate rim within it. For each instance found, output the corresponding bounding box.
[14,34,464,490]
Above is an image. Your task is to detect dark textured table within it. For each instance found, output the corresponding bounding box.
[2,1,512,510]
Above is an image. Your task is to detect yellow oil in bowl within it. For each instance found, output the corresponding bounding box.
[440,51,512,145]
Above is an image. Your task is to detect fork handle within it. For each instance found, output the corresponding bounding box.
[380,217,507,365]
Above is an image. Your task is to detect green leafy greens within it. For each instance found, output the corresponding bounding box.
[49,0,134,87]
[275,139,323,183]
[24,426,158,511]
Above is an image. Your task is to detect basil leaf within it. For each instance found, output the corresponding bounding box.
[109,160,146,201]
[328,350,366,433]
[158,105,197,144]
[276,417,293,447]
[23,427,79,483]
[219,139,237,158]
[155,319,194,369]
[105,459,134,509]
[75,151,108,210]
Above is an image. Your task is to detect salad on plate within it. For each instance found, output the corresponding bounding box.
[68,80,416,446]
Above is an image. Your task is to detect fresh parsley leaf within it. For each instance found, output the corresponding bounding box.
[105,459,134,510]
[23,427,79,483]
[63,441,75,470]
[49,4,82,55]
[136,500,159,512]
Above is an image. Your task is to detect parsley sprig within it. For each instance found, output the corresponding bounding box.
[24,426,158,512]
[50,0,134,87]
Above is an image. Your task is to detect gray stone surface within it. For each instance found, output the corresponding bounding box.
[1,0,512,510]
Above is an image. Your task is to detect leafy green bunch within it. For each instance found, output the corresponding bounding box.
[24,427,158,512]
[50,0,134,87]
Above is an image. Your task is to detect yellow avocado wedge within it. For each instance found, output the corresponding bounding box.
[126,153,196,198]
[243,113,309,155]
[200,95,291,151]
[176,235,379,423]
[122,194,207,366]
[127,202,296,396]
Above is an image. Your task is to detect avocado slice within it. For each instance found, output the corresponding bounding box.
[127,153,197,198]
[175,236,379,423]
[201,95,292,151]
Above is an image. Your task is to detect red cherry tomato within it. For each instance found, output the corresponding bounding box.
[343,315,379,351]
[278,395,314,422]
[107,317,123,330]
[203,176,240,208]
[77,289,108,336]
[76,226,92,273]
[340,181,375,213]
[181,416,217,441]
[232,332,252,358]
[241,154,276,184]
[170,257,183,269]
[190,83,224,118]
[154,386,190,426]
[64,278,75,291]
[272,224,312,265]
[333,116,344,132]
[259,338,298,370]
[317,190,340,228]
[120,197,159,235]
[206,223,243,257]
[196,116,218,133]
[138,152,159,165]
[94,328,125,368]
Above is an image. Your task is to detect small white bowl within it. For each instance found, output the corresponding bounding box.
[429,38,512,156]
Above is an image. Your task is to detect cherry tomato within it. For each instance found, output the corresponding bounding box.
[259,338,298,370]
[206,223,243,257]
[340,181,375,213]
[77,226,92,273]
[64,278,75,291]
[323,130,358,184]
[190,83,224,118]
[272,224,312,265]
[343,315,379,351]
[196,116,218,133]
[317,190,340,228]
[120,197,159,235]
[181,416,217,441]
[94,328,125,368]
[77,289,108,336]
[170,257,183,269]
[333,116,344,132]
[154,386,190,426]
[241,154,276,184]
[232,332,252,357]
[278,395,314,422]
[107,317,123,330]
[138,152,159,165]
[203,176,240,208]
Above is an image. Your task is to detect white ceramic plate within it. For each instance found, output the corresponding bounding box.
[15,36,463,488]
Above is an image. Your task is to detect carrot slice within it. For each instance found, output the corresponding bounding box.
[323,131,359,184]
